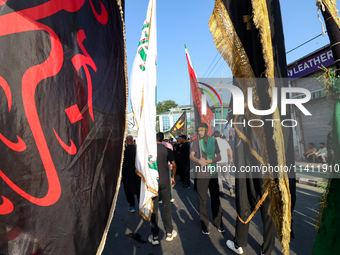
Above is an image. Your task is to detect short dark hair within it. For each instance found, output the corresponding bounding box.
[157,132,164,142]
[214,131,220,137]
[126,135,133,143]
[308,143,314,147]
[320,142,325,146]
[180,135,187,140]
[197,123,208,129]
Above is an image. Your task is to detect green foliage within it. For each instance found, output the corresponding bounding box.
[156,100,178,114]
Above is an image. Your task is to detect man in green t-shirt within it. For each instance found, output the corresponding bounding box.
[190,123,224,235]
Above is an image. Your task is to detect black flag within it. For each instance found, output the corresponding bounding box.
[209,0,295,254]
[169,111,187,138]
[0,1,126,254]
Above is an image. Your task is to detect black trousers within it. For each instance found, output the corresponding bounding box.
[125,190,140,207]
[303,153,315,162]
[176,160,184,181]
[151,184,173,236]
[182,161,190,186]
[234,196,275,255]
[196,176,223,229]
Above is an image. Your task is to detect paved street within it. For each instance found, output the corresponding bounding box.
[102,177,323,255]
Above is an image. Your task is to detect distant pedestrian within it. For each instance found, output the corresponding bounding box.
[148,132,177,245]
[122,136,140,213]
[179,135,191,188]
[228,135,235,161]
[162,139,175,203]
[315,142,328,163]
[174,136,185,183]
[304,143,317,162]
[214,131,235,197]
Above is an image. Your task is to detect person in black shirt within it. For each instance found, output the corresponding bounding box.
[122,136,140,213]
[148,132,177,245]
[189,123,224,235]
[179,135,191,188]
[174,136,184,183]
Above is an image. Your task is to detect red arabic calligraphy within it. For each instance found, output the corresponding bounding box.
[0,76,26,152]
[0,0,107,216]
[72,29,98,121]
[0,196,14,215]
[89,0,108,25]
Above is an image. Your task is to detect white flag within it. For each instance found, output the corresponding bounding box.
[130,0,158,221]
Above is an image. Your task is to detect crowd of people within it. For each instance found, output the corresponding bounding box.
[121,125,239,252]
[121,126,328,254]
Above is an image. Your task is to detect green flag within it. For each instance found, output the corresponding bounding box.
[313,80,340,254]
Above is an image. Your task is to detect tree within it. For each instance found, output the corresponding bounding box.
[156,100,178,115]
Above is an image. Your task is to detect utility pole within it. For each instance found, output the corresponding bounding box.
[220,72,223,131]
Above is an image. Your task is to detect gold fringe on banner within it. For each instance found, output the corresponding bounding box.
[234,113,269,224]
[322,0,340,30]
[237,189,268,224]
[208,0,266,145]
[97,1,129,254]
[233,113,267,167]
[209,0,292,254]
[251,1,291,254]
[135,167,158,221]
[209,0,269,223]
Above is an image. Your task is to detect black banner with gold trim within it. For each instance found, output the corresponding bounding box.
[0,1,126,254]
[209,0,295,254]
[169,111,187,138]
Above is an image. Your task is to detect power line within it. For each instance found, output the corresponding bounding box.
[202,51,220,77]
[286,32,326,54]
[211,59,227,78]
[202,33,326,79]
[179,95,191,105]
[207,54,224,77]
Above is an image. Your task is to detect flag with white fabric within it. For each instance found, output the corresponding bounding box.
[130,0,158,221]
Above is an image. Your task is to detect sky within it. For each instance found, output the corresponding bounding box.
[125,0,340,111]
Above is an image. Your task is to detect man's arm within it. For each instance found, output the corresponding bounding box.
[206,153,221,164]
[190,151,209,166]
[315,149,322,156]
[319,148,328,157]
[170,160,177,187]
[308,151,316,156]
[227,148,233,164]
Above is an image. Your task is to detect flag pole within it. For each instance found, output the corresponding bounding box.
[184,110,187,136]
[220,72,223,131]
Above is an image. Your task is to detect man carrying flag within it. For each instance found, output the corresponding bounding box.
[148,132,177,245]
[189,123,224,235]
[130,0,158,221]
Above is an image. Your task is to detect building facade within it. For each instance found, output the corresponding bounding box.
[288,45,334,160]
